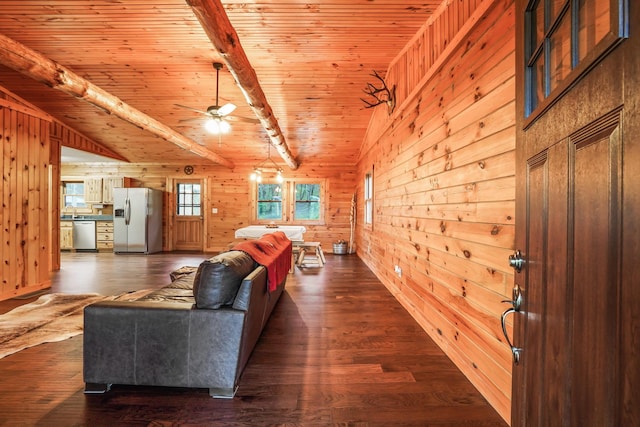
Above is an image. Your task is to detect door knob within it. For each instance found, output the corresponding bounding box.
[502,283,523,311]
[501,307,522,364]
[509,250,525,272]
[501,283,522,364]
[500,253,526,364]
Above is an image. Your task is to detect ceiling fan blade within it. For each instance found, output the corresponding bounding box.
[174,104,209,115]
[178,116,204,123]
[234,116,261,124]
[223,115,260,124]
[218,103,236,116]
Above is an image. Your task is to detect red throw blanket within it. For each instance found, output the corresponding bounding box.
[231,231,292,292]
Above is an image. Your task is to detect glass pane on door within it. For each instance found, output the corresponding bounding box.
[578,0,610,61]
[549,13,572,93]
[177,183,201,216]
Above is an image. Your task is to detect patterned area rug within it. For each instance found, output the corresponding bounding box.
[0,289,153,359]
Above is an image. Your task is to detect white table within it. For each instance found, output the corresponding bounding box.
[234,225,306,241]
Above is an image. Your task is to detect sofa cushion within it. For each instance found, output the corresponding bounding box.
[170,265,198,282]
[137,288,195,304]
[193,251,256,309]
[165,271,197,290]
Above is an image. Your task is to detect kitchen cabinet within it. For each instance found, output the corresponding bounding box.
[101,177,131,204]
[84,178,103,203]
[96,220,114,251]
[60,221,73,250]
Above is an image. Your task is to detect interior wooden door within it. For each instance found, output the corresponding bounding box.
[173,179,204,251]
[512,0,638,426]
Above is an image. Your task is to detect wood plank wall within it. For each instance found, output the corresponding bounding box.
[356,0,515,422]
[60,163,356,254]
[0,91,52,300]
[51,122,127,162]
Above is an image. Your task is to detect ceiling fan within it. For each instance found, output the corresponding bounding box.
[175,62,260,134]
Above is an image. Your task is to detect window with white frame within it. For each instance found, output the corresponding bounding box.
[63,182,87,208]
[364,171,373,225]
[253,179,325,224]
[176,182,201,216]
[294,183,321,221]
[256,183,283,221]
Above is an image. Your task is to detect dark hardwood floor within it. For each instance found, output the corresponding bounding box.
[0,252,508,426]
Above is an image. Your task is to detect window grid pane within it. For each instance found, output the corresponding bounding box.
[257,183,283,220]
[549,12,572,93]
[524,0,614,117]
[294,184,320,220]
[176,183,201,216]
[364,173,373,224]
[257,201,282,220]
[549,0,568,24]
[578,0,610,61]
[64,182,87,208]
[534,0,544,47]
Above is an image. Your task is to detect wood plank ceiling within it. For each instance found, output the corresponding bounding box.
[0,0,440,169]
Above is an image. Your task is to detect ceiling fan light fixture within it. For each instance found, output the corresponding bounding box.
[205,117,231,134]
[219,119,231,133]
[176,62,259,131]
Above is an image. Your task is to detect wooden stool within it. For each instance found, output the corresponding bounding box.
[290,241,303,273]
[295,242,326,267]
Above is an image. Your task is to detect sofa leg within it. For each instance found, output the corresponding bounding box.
[84,383,112,394]
[209,386,238,399]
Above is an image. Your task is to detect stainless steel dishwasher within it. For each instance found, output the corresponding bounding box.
[73,220,97,250]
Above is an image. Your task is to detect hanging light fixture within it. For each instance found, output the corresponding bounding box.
[250,143,284,183]
[204,117,231,134]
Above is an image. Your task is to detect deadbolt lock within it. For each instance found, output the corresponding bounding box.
[509,250,525,273]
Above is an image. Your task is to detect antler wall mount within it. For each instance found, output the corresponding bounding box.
[360,70,396,115]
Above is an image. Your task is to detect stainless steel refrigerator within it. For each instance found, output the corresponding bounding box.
[113,188,163,254]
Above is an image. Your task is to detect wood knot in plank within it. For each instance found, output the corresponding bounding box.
[225,33,237,47]
[474,87,482,101]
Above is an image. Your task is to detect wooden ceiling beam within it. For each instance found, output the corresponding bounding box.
[186,0,299,170]
[0,33,234,169]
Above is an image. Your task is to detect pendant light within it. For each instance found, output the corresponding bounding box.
[250,143,284,183]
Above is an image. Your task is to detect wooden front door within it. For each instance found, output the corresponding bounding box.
[512,1,638,426]
[173,179,204,251]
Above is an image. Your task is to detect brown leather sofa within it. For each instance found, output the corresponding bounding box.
[83,243,290,398]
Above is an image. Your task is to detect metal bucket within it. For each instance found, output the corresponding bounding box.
[333,242,348,254]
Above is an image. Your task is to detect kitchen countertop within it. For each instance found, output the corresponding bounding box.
[60,215,113,221]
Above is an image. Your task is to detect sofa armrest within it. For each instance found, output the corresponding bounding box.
[233,266,286,374]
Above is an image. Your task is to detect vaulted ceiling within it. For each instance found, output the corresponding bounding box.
[0,0,441,170]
